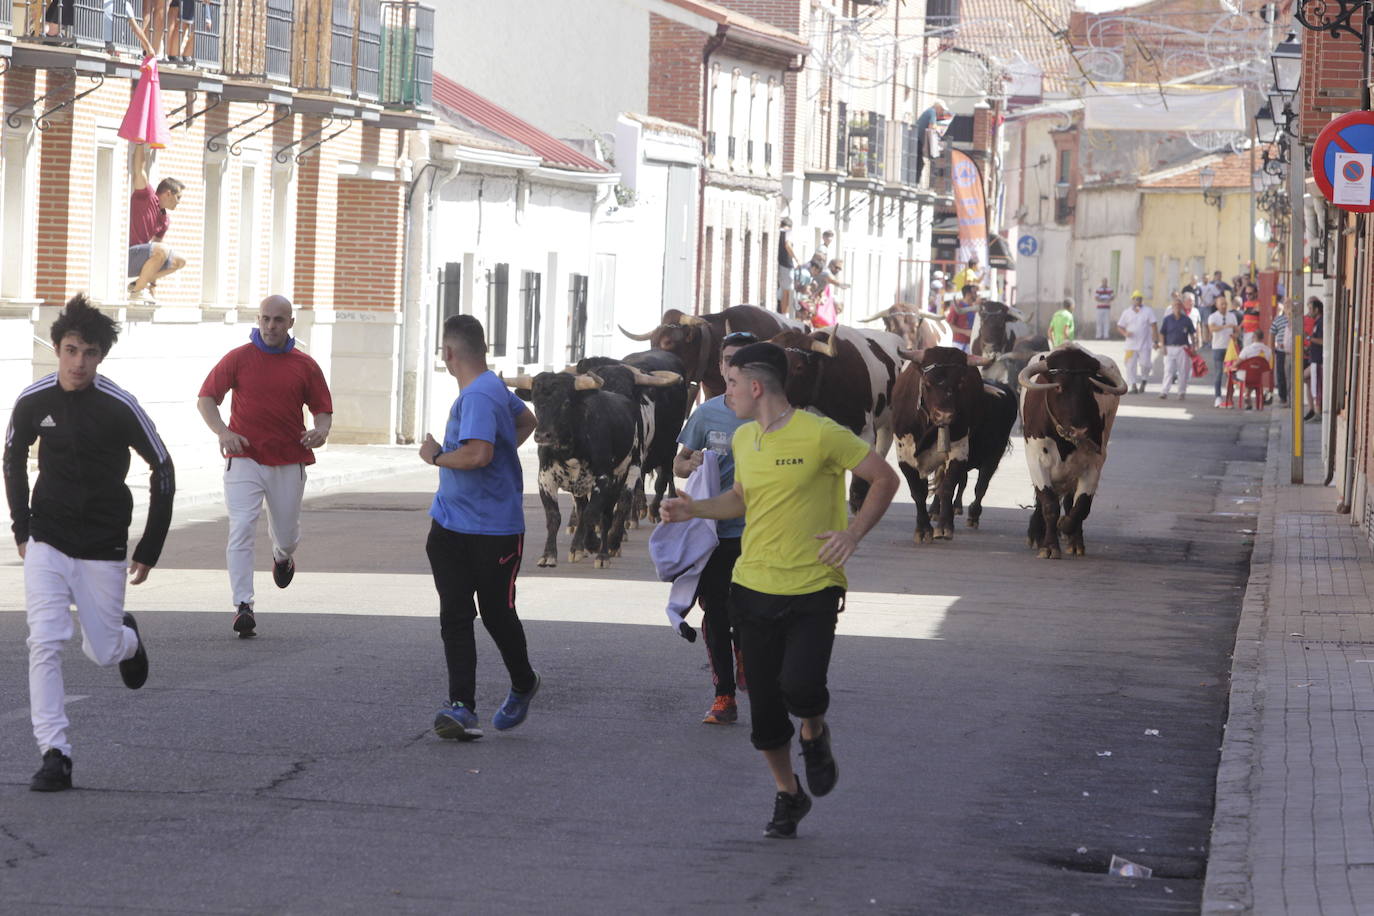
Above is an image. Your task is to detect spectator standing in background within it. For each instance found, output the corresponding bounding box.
[1093,277,1115,340]
[1269,298,1291,408]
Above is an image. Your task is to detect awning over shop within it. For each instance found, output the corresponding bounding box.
[988,234,1015,271]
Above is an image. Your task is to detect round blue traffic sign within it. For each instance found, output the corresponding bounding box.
[1017,235,1039,257]
[1313,110,1374,213]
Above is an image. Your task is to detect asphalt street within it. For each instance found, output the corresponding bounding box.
[0,385,1265,914]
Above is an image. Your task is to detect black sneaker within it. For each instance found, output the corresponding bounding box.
[272,557,295,589]
[764,784,812,838]
[799,724,839,797]
[233,602,256,638]
[118,613,148,689]
[30,748,72,792]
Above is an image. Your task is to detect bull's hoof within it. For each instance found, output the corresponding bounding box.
[1036,547,1062,560]
[627,519,639,530]
[934,527,952,540]
[953,505,963,516]
[537,555,557,568]
[1026,537,1036,548]
[568,550,584,563]
[966,517,979,529]
[1070,542,1086,556]
[594,556,609,569]
[610,547,622,557]
[565,525,576,535]
[915,529,934,544]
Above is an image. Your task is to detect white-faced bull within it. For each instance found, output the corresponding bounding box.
[1018,343,1128,558]
[891,347,1005,542]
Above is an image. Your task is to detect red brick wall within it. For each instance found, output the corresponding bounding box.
[1300,25,1362,144]
[334,176,404,311]
[648,12,705,129]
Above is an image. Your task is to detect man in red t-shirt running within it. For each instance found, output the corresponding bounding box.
[128,143,187,302]
[196,295,333,638]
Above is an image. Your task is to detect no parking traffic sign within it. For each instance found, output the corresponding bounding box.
[1313,111,1374,213]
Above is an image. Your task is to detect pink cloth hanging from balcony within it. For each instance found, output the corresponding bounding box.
[118,56,170,149]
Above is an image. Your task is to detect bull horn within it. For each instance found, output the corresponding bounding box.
[859,306,894,323]
[631,369,682,387]
[1008,305,1028,321]
[1091,355,1129,396]
[967,354,993,367]
[808,334,836,357]
[678,314,707,327]
[574,373,604,391]
[898,347,925,362]
[1016,356,1057,391]
[724,319,734,335]
[618,324,656,341]
[503,373,535,390]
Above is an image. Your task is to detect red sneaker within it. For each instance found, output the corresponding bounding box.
[702,695,737,725]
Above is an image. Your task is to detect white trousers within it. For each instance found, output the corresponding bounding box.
[225,457,306,608]
[1161,345,1191,396]
[25,539,138,757]
[1095,308,1111,339]
[1122,345,1153,386]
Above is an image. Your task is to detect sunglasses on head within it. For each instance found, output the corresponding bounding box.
[722,332,759,346]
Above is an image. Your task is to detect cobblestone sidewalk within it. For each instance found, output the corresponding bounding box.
[1205,414,1374,915]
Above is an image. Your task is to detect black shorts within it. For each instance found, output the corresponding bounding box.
[170,0,196,20]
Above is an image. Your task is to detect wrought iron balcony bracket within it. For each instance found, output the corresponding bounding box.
[208,101,268,153]
[7,71,105,131]
[169,93,223,132]
[227,105,293,157]
[1296,0,1374,43]
[801,182,835,218]
[276,116,353,165]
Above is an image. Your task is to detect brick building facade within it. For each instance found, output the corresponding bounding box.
[0,1,434,453]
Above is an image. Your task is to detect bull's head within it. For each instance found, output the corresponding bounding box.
[916,347,981,428]
[976,301,1025,356]
[1018,344,1127,445]
[505,371,603,449]
[767,329,835,407]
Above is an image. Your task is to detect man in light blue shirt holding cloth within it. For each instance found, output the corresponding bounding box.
[673,331,756,725]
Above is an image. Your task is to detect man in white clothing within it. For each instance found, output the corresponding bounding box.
[1207,296,1240,407]
[1116,291,1157,393]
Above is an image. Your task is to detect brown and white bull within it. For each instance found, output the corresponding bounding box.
[766,325,905,510]
[1018,343,1128,558]
[890,346,990,542]
[619,305,801,399]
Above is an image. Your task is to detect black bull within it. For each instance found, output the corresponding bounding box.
[575,350,689,522]
[619,305,801,399]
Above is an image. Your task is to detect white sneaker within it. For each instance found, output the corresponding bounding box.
[1214,397,1223,408]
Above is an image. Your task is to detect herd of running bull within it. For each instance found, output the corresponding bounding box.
[500,302,1129,566]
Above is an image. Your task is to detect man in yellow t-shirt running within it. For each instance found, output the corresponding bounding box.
[661,342,899,839]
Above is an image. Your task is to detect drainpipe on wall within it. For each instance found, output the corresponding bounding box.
[695,25,728,316]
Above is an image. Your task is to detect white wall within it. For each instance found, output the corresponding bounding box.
[431,0,650,144]
[425,166,598,434]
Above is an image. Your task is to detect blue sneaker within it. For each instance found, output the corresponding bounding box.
[433,702,483,741]
[492,672,541,731]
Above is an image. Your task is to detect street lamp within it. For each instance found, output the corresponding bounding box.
[1271,32,1302,96]
[1255,102,1277,145]
[1199,165,1224,208]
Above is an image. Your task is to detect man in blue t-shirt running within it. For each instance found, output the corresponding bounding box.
[673,331,757,725]
[419,315,539,741]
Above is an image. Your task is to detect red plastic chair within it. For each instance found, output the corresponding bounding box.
[1227,356,1272,410]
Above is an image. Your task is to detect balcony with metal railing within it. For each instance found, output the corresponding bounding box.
[4,0,221,73]
[222,0,295,82]
[379,0,431,110]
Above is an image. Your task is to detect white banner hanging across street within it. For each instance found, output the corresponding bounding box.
[1082,83,1247,132]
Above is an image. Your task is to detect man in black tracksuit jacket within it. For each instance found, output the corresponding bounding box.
[3,294,175,792]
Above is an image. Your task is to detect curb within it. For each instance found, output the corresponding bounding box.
[1200,411,1283,914]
